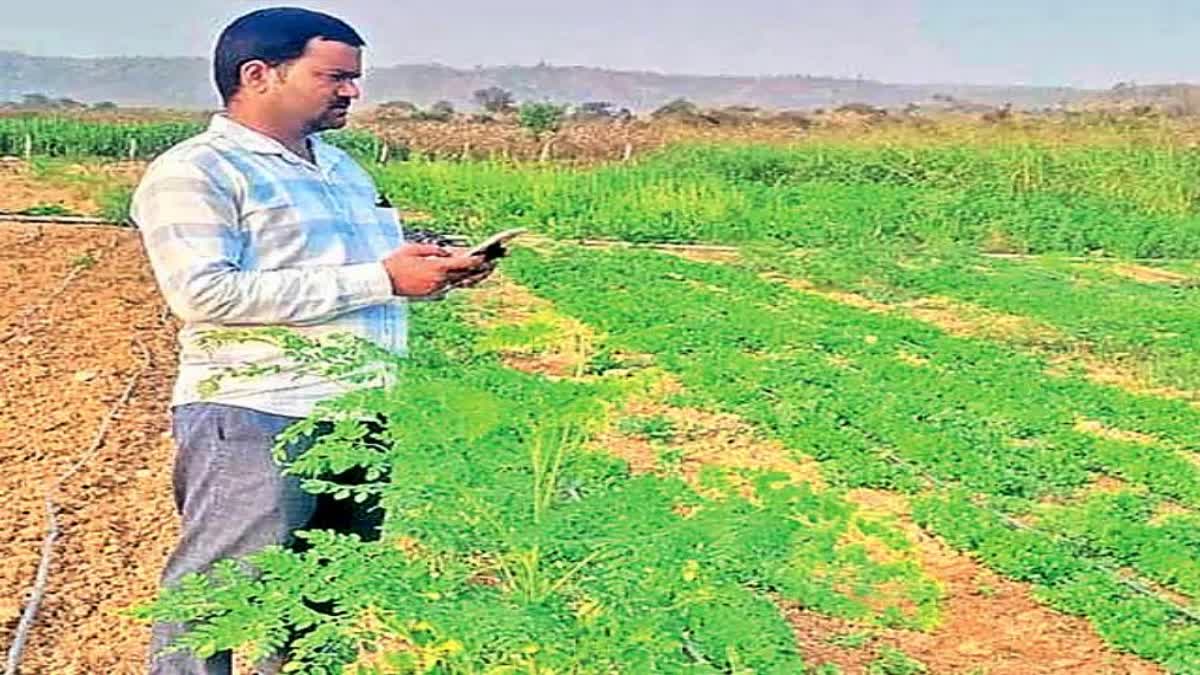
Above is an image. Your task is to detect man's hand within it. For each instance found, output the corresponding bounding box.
[443,246,500,290]
[446,258,499,290]
[381,243,487,297]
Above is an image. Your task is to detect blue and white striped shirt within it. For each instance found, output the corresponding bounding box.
[131,113,407,418]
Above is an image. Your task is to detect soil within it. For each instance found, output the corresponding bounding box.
[822,490,1163,675]
[590,385,827,493]
[0,160,144,216]
[0,222,179,673]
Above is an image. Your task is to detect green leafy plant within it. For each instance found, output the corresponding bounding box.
[867,647,928,675]
[616,414,678,443]
[518,102,566,140]
[17,202,77,216]
[131,295,939,671]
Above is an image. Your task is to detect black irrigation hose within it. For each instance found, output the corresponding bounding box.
[3,337,151,675]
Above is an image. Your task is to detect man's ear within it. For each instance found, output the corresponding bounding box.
[239,60,274,96]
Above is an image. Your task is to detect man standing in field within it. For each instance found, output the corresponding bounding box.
[131,8,495,674]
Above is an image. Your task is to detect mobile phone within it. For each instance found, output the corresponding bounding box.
[467,228,527,260]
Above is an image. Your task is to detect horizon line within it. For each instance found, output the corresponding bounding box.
[0,49,1126,92]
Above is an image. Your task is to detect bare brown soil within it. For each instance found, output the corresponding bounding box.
[0,222,178,673]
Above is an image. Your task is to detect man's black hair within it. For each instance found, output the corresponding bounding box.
[214,7,365,105]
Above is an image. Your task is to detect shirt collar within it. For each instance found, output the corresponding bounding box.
[208,113,344,169]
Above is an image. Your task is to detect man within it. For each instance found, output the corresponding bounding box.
[131,8,496,674]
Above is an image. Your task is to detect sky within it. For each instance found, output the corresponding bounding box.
[0,0,1197,88]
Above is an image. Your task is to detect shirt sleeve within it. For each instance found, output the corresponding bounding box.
[131,156,395,326]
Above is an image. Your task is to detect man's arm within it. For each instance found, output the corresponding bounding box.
[131,158,394,326]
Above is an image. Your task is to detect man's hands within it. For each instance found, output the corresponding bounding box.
[442,246,499,290]
[381,243,498,298]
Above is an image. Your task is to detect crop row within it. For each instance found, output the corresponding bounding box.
[504,245,1200,670]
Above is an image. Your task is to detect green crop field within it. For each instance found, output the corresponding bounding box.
[97,129,1200,672]
[0,116,390,161]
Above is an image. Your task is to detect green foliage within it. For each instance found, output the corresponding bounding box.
[744,245,1200,392]
[867,647,928,675]
[913,492,1200,672]
[372,142,1200,257]
[0,116,398,163]
[826,631,872,649]
[616,414,678,443]
[1036,492,1200,599]
[321,129,393,163]
[413,101,456,122]
[473,86,515,114]
[17,202,77,216]
[518,102,566,139]
[98,185,133,224]
[0,117,202,157]
[503,245,1200,670]
[134,300,938,671]
[70,252,97,270]
[127,137,1200,671]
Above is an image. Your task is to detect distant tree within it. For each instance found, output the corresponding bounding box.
[518,101,566,139]
[56,97,85,109]
[414,100,456,122]
[473,86,515,114]
[21,93,51,108]
[91,101,119,110]
[650,98,716,125]
[376,100,418,120]
[378,100,418,111]
[708,105,762,126]
[651,98,700,119]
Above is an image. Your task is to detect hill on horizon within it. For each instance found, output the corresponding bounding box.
[2,50,1179,114]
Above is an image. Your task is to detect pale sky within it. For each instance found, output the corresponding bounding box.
[1,1,1198,88]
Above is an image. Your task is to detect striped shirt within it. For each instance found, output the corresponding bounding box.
[131,113,407,419]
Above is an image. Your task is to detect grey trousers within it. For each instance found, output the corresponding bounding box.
[148,403,384,675]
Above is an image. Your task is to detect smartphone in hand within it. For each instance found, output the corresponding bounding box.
[467,228,527,261]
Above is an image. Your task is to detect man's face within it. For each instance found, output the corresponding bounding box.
[266,38,362,134]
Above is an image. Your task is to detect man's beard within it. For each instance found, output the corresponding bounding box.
[306,99,352,133]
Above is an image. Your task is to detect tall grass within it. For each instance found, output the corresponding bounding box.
[0,116,394,162]
[10,113,1200,258]
[375,142,1200,258]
